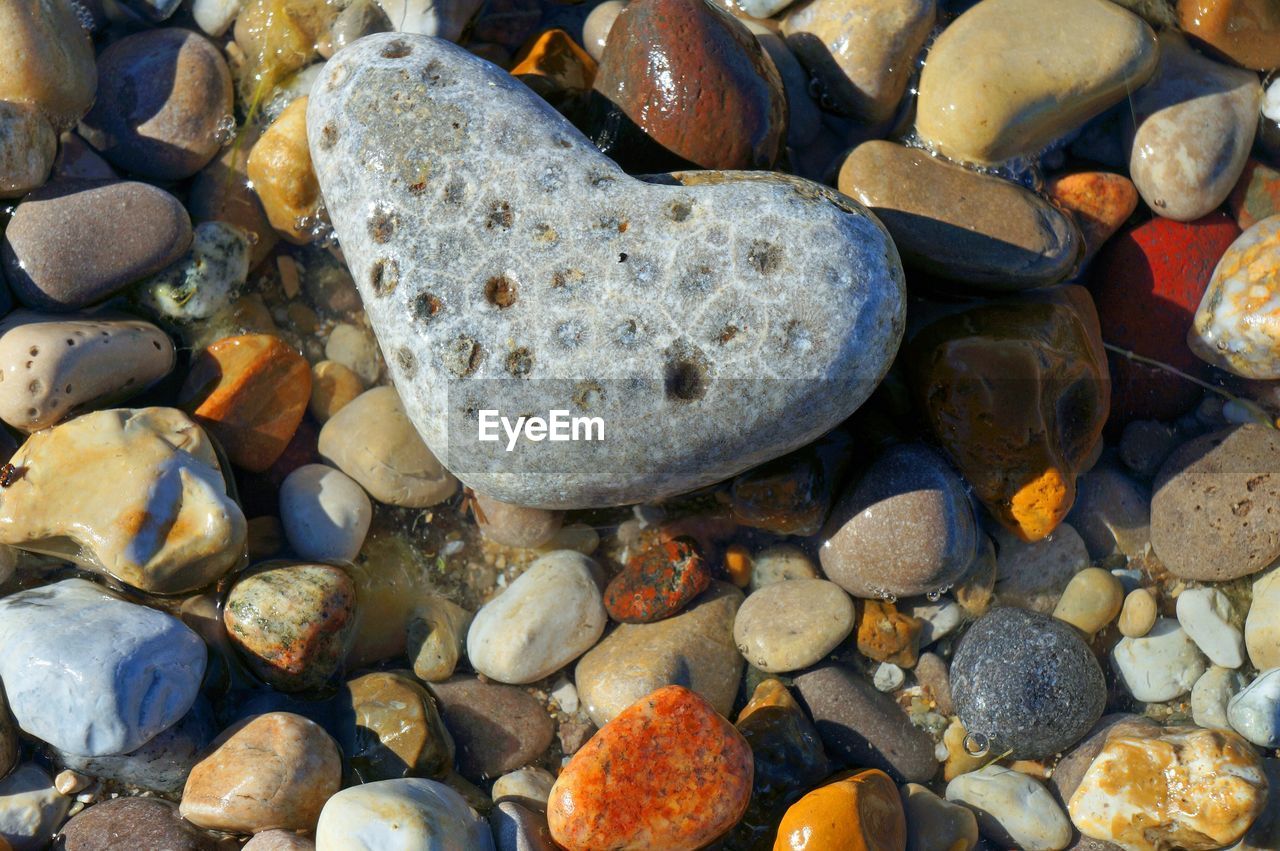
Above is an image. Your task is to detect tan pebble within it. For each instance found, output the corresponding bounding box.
[248,96,320,244]
[54,770,89,796]
[943,718,986,781]
[0,0,97,129]
[309,360,364,423]
[1052,567,1124,636]
[0,101,55,198]
[1119,587,1157,637]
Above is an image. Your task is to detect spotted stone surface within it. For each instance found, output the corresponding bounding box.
[307,33,906,508]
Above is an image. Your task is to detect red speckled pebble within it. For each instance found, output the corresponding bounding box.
[548,685,753,851]
[1089,212,1240,426]
[605,536,711,623]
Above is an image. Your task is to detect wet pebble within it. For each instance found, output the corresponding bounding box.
[243,831,315,851]
[492,767,555,807]
[0,0,97,130]
[279,464,373,562]
[137,221,249,323]
[582,0,622,61]
[315,778,494,850]
[748,544,818,589]
[1178,0,1280,70]
[0,764,69,851]
[773,769,906,851]
[946,765,1071,851]
[1052,567,1124,637]
[903,782,978,851]
[733,579,854,672]
[339,671,454,782]
[605,536,710,623]
[1189,215,1280,379]
[407,595,473,682]
[1118,587,1157,638]
[1176,586,1245,668]
[1247,566,1280,669]
[1228,667,1280,747]
[1112,618,1208,702]
[1044,171,1139,265]
[427,676,555,780]
[0,102,54,199]
[248,96,320,245]
[993,523,1089,614]
[58,797,227,851]
[473,495,564,549]
[1064,460,1151,561]
[308,360,363,423]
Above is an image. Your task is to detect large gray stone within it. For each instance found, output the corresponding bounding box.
[307,33,906,508]
[0,578,206,756]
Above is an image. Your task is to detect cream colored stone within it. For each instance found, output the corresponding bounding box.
[946,765,1071,851]
[309,360,364,423]
[0,408,246,594]
[1069,728,1267,851]
[782,0,935,123]
[0,102,54,199]
[491,766,555,806]
[0,312,176,432]
[407,594,472,682]
[1247,567,1280,670]
[915,0,1157,165]
[1052,567,1124,636]
[0,0,97,129]
[1118,587,1157,638]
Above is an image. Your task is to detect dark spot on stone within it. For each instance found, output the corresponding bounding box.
[445,336,483,377]
[484,275,517,308]
[718,325,739,344]
[552,269,584,290]
[590,171,616,187]
[152,340,162,350]
[65,339,74,346]
[1234,500,1252,517]
[618,253,628,263]
[381,40,412,58]
[368,206,397,243]
[573,380,604,409]
[28,380,40,395]
[370,259,400,297]
[555,136,573,149]
[666,200,693,222]
[747,240,782,275]
[409,180,428,194]
[1247,475,1268,492]
[507,347,533,377]
[28,346,37,357]
[486,201,513,230]
[614,319,641,347]
[65,384,72,394]
[664,344,709,403]
[618,220,629,233]
[413,291,442,321]
[395,347,417,379]
[319,123,338,150]
[423,59,444,84]
[532,223,559,245]
[444,180,466,205]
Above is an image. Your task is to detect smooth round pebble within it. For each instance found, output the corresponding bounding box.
[315,778,494,850]
[1248,567,1280,669]
[1176,586,1245,668]
[427,677,555,780]
[492,767,556,807]
[309,360,364,423]
[1052,567,1124,636]
[733,579,855,673]
[582,0,622,61]
[946,765,1070,851]
[58,797,224,851]
[874,662,905,693]
[0,764,70,851]
[748,544,818,590]
[1113,617,1208,702]
[1118,587,1157,638]
[279,464,372,562]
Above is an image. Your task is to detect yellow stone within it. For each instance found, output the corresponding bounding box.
[774,769,906,851]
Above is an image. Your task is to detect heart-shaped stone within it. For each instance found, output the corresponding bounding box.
[308,33,905,508]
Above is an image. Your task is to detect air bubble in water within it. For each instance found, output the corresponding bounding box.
[213,114,238,146]
[963,732,990,758]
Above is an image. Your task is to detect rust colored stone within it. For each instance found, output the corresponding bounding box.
[773,770,907,851]
[856,599,923,668]
[1045,171,1139,262]
[1179,0,1280,70]
[548,685,753,851]
[605,536,711,623]
[593,0,786,169]
[1229,158,1280,230]
[179,333,311,472]
[907,286,1110,542]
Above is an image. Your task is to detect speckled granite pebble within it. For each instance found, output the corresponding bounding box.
[308,33,905,508]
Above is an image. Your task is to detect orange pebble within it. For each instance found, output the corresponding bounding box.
[512,29,598,97]
[724,543,752,588]
[773,769,906,851]
[1045,171,1137,262]
[857,599,923,668]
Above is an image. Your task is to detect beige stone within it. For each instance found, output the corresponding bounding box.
[0,0,96,129]
[248,96,320,244]
[0,102,54,199]
[782,0,935,123]
[1052,567,1124,636]
[243,831,315,850]
[0,312,176,432]
[319,386,457,508]
[308,360,364,422]
[1118,587,1158,638]
[0,408,246,594]
[1246,567,1280,670]
[1069,728,1268,850]
[407,594,473,682]
[181,712,341,834]
[915,0,1157,165]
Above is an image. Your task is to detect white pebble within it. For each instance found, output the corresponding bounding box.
[1191,666,1246,730]
[874,662,905,692]
[907,598,964,646]
[1177,587,1245,668]
[192,0,244,36]
[946,765,1071,851]
[1112,618,1208,702]
[551,678,579,714]
[1228,667,1280,748]
[279,464,372,562]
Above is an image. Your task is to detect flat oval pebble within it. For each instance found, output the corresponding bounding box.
[1112,617,1208,702]
[733,578,854,672]
[604,536,710,623]
[1247,567,1280,669]
[950,607,1105,759]
[549,685,752,851]
[1,180,192,312]
[315,778,494,851]
[279,464,373,562]
[59,797,227,851]
[467,549,607,683]
[244,832,315,851]
[317,385,456,507]
[181,712,342,834]
[1118,587,1158,638]
[1192,665,1246,729]
[0,578,205,757]
[821,442,977,599]
[1128,32,1261,221]
[427,676,555,779]
[946,765,1071,851]
[79,27,233,180]
[0,311,173,432]
[1052,567,1124,636]
[473,495,563,548]
[307,33,905,508]
[0,0,97,130]
[838,141,1081,289]
[915,0,1157,165]
[1190,215,1280,378]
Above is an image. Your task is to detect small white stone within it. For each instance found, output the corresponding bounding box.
[315,778,493,849]
[907,598,964,646]
[1228,668,1280,748]
[1177,587,1245,668]
[490,767,555,806]
[279,464,373,562]
[1191,666,1246,730]
[946,765,1071,851]
[1112,618,1208,703]
[550,678,579,714]
[325,322,380,385]
[192,0,244,36]
[874,662,905,692]
[53,770,89,796]
[0,764,71,851]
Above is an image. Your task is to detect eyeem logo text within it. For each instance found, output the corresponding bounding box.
[478,409,605,452]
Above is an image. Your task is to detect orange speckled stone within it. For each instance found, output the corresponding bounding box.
[1179,0,1280,70]
[856,599,922,667]
[1045,171,1138,262]
[773,769,906,851]
[604,536,711,623]
[179,333,311,472]
[548,685,753,851]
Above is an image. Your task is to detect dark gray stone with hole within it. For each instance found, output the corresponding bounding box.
[308,33,905,507]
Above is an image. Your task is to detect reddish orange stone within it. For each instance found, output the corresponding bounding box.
[856,600,923,667]
[1179,0,1280,70]
[1045,171,1138,262]
[179,333,311,472]
[604,536,711,623]
[773,770,906,851]
[548,685,754,851]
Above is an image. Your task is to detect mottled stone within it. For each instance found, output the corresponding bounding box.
[340,671,454,782]
[0,765,69,851]
[549,686,752,851]
[0,311,175,432]
[792,662,938,782]
[224,563,357,692]
[1047,713,1159,807]
[79,28,233,180]
[249,97,320,245]
[605,536,710,623]
[316,778,493,850]
[728,434,849,536]
[468,550,607,683]
[179,333,311,473]
[308,33,906,508]
[951,608,1105,759]
[856,599,923,667]
[1053,567,1124,637]
[774,770,905,851]
[189,138,278,270]
[1113,618,1208,702]
[907,287,1109,542]
[181,713,342,834]
[947,765,1072,851]
[58,798,226,851]
[0,0,97,130]
[575,582,743,727]
[904,783,979,851]
[839,141,1081,289]
[1229,159,1280,231]
[734,579,854,672]
[427,677,555,780]
[1179,0,1280,70]
[821,442,977,599]
[137,221,250,323]
[2,180,191,312]
[1128,32,1261,222]
[0,408,244,592]
[0,102,54,199]
[1151,425,1280,581]
[279,464,373,562]
[1045,171,1140,264]
[1069,728,1267,850]
[915,0,1157,165]
[749,544,818,589]
[0,579,205,757]
[782,0,934,123]
[1190,216,1280,379]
